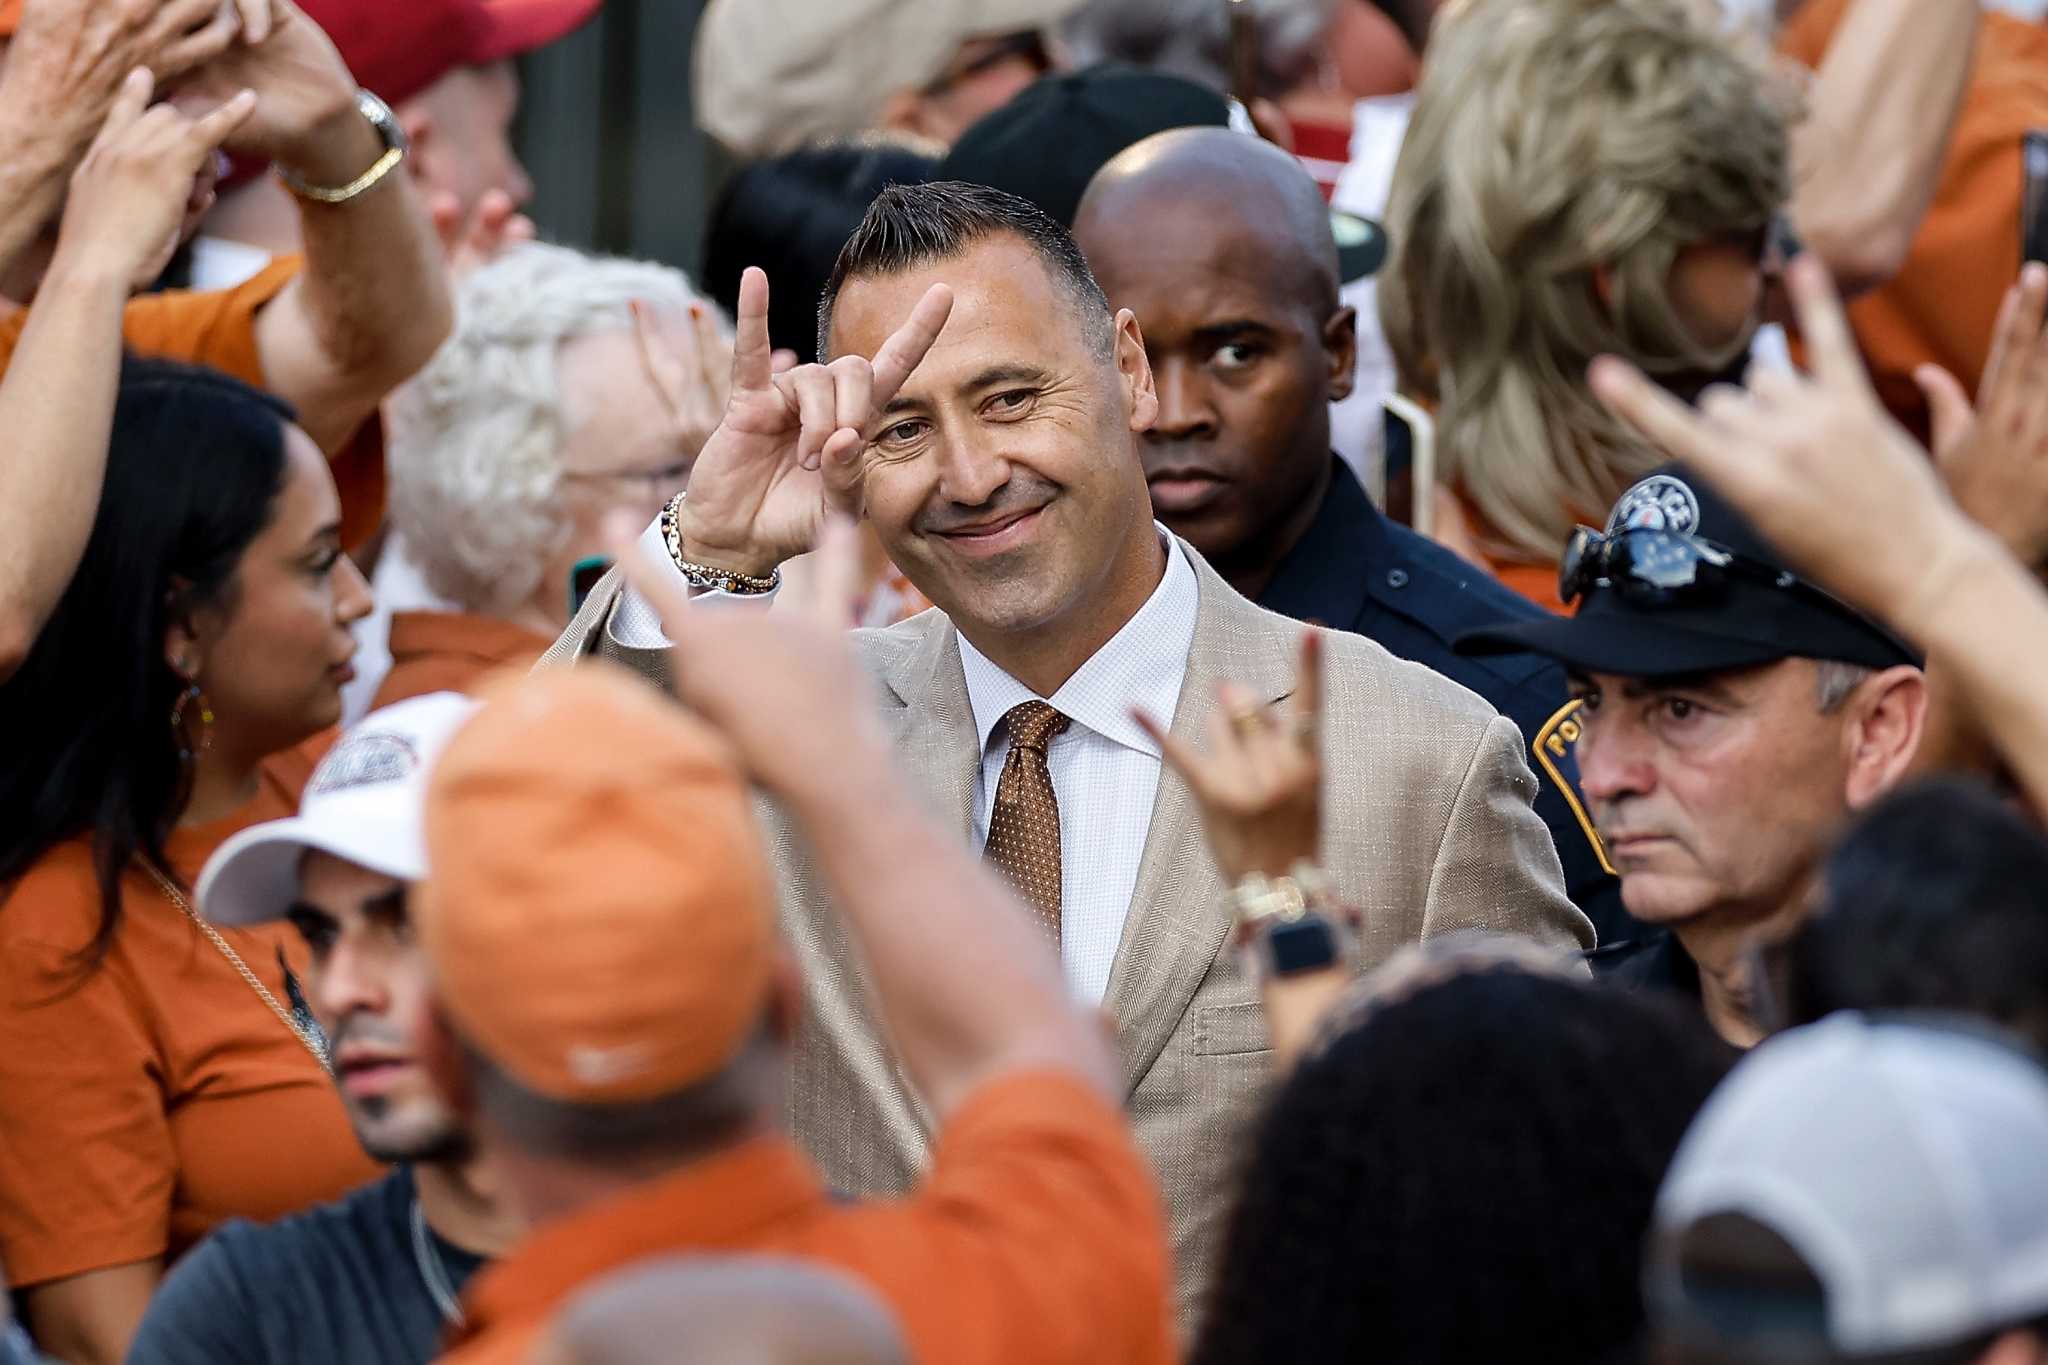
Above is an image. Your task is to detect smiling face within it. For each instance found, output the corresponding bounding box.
[1571,660,1855,930]
[1076,172,1354,581]
[831,234,1161,653]
[291,851,466,1163]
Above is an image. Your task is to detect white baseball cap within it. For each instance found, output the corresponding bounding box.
[197,692,480,926]
[1649,1014,2048,1356]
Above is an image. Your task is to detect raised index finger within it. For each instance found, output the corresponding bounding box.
[1785,254,1866,392]
[731,266,774,395]
[869,283,954,409]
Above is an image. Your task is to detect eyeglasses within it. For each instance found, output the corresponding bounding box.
[1558,525,1820,610]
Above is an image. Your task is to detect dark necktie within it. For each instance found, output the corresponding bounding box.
[984,700,1071,945]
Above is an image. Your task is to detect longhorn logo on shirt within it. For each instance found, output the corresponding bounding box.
[1605,474,1702,537]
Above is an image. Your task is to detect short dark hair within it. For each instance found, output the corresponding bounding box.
[1192,968,1738,1365]
[1780,778,2048,1055]
[816,180,1115,360]
[462,1022,779,1166]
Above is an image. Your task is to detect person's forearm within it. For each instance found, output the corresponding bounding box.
[784,749,1119,1115]
[1790,0,1976,296]
[0,122,78,292]
[259,108,453,452]
[0,259,130,679]
[1905,528,2048,813]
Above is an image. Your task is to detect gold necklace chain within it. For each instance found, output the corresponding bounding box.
[142,863,332,1074]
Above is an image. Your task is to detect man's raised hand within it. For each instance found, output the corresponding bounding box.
[54,68,255,290]
[675,266,953,580]
[1586,254,1974,638]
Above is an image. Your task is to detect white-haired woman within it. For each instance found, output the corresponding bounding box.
[1378,0,1793,612]
[362,243,730,708]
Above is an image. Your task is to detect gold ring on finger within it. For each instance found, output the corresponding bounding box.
[1230,708,1266,739]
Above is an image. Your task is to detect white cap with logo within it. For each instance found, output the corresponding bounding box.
[1649,1014,2048,1355]
[197,692,480,926]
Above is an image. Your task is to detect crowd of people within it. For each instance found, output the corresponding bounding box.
[1,0,2047,1362]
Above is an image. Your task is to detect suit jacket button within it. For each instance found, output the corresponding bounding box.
[1386,568,1410,589]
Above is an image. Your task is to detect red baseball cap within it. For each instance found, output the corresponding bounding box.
[302,0,603,105]
[0,1,601,92]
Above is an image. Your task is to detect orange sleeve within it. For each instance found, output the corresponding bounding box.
[862,1072,1176,1365]
[116,256,303,389]
[0,889,174,1288]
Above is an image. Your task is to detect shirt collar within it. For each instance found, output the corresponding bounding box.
[957,527,1198,760]
[457,1136,825,1348]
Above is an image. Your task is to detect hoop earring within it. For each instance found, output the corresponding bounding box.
[171,681,214,761]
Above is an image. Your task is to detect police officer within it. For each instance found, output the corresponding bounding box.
[1457,465,1927,1047]
[1070,125,1626,939]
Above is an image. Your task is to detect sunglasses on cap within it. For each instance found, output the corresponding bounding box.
[1559,525,1834,611]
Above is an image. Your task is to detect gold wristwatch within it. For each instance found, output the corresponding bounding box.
[278,90,408,205]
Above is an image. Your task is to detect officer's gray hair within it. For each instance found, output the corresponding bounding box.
[1814,661,1874,715]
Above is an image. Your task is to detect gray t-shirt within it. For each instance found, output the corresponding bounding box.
[127,1166,485,1365]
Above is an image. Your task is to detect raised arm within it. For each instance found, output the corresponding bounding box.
[616,521,1118,1115]
[1592,255,2048,814]
[1788,0,1978,296]
[178,0,452,453]
[0,72,256,680]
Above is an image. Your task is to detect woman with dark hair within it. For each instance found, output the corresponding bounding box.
[0,359,380,1362]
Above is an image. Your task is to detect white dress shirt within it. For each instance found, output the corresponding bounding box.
[957,533,1195,1003]
[609,523,1199,1005]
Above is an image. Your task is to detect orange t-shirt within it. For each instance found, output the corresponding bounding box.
[0,257,386,549]
[437,1072,1175,1365]
[0,811,383,1290]
[1780,1,2048,438]
[370,611,553,710]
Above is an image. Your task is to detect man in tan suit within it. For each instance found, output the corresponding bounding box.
[543,181,1592,1321]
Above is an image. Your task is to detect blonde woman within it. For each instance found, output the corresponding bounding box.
[1379,0,1793,611]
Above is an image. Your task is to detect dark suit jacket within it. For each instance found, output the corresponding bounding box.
[1258,458,1637,946]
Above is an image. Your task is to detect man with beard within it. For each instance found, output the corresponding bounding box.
[128,694,522,1365]
[1071,127,1624,939]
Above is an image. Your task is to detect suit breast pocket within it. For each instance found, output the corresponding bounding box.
[1193,1000,1273,1057]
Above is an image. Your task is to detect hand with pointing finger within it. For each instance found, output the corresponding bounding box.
[1913,262,2048,572]
[1586,254,1980,641]
[1136,631,1325,886]
[55,67,257,290]
[676,266,954,580]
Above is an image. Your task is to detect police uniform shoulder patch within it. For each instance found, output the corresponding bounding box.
[1606,473,1701,536]
[1531,699,1616,877]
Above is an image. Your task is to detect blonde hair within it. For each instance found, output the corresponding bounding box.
[1380,0,1794,564]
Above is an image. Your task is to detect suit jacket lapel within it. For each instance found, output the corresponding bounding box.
[1103,548,1299,1097]
[876,612,980,841]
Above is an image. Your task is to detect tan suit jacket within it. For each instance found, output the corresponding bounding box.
[540,542,1593,1327]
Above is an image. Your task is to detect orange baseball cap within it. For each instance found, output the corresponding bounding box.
[417,663,778,1105]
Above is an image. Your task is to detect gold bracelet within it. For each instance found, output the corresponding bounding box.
[279,144,404,205]
[659,492,780,596]
[277,90,409,206]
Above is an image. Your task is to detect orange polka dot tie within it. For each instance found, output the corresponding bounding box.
[985,700,1071,946]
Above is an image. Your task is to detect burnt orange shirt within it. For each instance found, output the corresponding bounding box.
[438,1072,1175,1365]
[0,811,382,1290]
[370,611,553,710]
[1781,1,2048,438]
[0,258,386,548]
